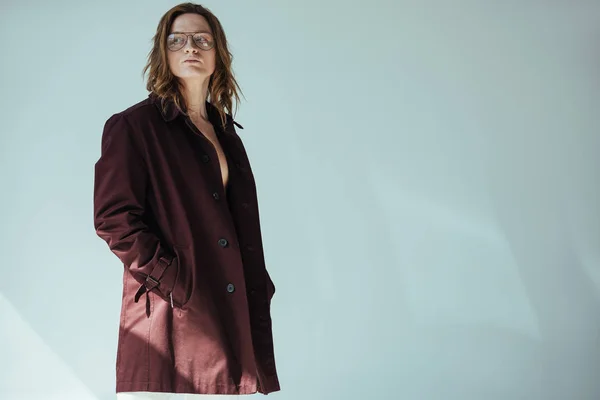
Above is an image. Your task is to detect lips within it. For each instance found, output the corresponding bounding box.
[184,59,200,63]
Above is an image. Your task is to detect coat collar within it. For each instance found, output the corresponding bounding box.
[148,92,243,130]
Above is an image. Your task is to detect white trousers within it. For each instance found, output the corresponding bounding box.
[117,393,197,400]
[117,393,246,400]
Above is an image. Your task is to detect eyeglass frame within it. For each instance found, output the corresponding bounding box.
[166,31,215,52]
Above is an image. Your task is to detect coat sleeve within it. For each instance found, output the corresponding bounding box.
[93,113,178,305]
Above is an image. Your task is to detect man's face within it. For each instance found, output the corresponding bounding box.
[167,13,216,84]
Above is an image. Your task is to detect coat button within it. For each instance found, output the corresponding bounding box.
[202,154,210,163]
[213,192,220,200]
[242,202,249,209]
[227,283,235,293]
[246,245,254,252]
[218,238,229,247]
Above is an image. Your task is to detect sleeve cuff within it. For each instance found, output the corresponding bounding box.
[146,255,178,299]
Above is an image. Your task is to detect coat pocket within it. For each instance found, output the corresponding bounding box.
[171,244,193,308]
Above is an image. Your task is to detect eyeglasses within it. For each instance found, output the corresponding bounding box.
[167,32,215,51]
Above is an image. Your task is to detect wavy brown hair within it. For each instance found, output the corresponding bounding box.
[142,2,243,128]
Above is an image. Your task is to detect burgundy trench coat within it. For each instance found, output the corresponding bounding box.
[93,92,280,395]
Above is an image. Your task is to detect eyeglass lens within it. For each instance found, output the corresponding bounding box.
[167,33,214,51]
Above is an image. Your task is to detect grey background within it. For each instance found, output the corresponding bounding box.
[1,1,599,399]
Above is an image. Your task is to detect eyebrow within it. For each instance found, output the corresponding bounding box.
[170,30,213,34]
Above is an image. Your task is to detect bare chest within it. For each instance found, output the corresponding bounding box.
[190,119,229,192]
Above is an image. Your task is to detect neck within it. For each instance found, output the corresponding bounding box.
[181,79,210,121]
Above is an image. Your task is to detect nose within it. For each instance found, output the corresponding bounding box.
[183,36,199,53]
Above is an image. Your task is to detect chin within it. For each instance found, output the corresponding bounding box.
[178,73,211,82]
